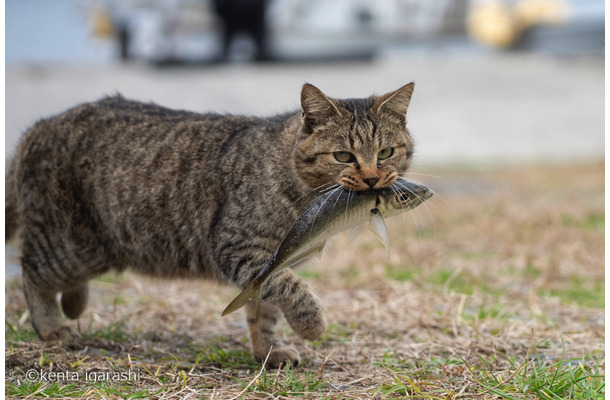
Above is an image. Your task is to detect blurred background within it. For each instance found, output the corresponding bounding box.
[5,0,605,164]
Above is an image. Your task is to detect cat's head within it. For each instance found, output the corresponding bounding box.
[294,83,415,191]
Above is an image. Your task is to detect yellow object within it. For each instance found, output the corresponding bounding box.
[514,0,569,27]
[92,8,115,39]
[468,1,519,48]
[467,0,569,48]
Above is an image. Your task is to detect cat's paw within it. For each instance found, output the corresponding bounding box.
[40,325,79,341]
[286,307,327,341]
[255,345,301,369]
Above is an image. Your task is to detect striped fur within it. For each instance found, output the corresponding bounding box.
[5,83,415,367]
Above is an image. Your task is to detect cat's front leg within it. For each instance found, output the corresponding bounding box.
[260,269,327,341]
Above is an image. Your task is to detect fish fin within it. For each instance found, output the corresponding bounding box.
[285,241,326,267]
[308,241,326,260]
[370,212,390,258]
[347,223,365,243]
[221,279,262,316]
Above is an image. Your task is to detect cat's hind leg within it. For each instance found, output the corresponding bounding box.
[22,272,78,341]
[19,230,87,341]
[61,283,89,319]
[246,301,301,368]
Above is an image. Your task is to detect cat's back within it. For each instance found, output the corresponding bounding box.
[14,95,263,179]
[22,95,219,147]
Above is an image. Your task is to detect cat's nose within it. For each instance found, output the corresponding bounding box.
[363,177,379,188]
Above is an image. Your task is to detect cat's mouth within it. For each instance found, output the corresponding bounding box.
[340,173,396,191]
[339,181,389,191]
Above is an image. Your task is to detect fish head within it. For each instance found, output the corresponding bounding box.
[378,181,432,217]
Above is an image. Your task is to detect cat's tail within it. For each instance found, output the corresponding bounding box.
[221,278,263,317]
[5,157,20,241]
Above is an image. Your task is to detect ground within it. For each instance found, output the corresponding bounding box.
[5,162,604,399]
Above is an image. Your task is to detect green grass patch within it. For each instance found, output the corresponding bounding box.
[584,213,604,231]
[561,213,604,231]
[81,321,130,341]
[376,355,466,399]
[472,343,605,400]
[375,351,462,371]
[5,320,38,342]
[297,270,321,280]
[425,268,504,296]
[314,322,362,345]
[524,264,542,279]
[6,380,155,399]
[235,364,328,398]
[375,342,605,399]
[500,263,542,280]
[5,278,21,291]
[461,302,509,322]
[94,271,125,284]
[192,345,259,370]
[385,263,419,282]
[6,381,85,398]
[540,284,604,309]
[457,250,492,261]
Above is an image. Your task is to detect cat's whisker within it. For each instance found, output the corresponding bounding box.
[399,171,444,179]
[319,183,340,193]
[401,178,455,217]
[344,189,354,226]
[392,182,423,234]
[399,166,455,219]
[329,186,348,221]
[394,180,436,236]
[401,163,445,179]
[397,166,442,179]
[309,185,343,236]
[396,172,455,217]
[387,183,404,212]
[285,181,338,212]
[389,183,412,230]
[427,188,454,216]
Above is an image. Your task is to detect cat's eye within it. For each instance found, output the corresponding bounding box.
[377,148,394,160]
[334,152,356,163]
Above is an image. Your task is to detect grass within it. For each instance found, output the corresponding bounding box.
[4,162,604,399]
[81,321,131,342]
[6,379,158,399]
[374,340,605,400]
[235,364,328,398]
[376,349,605,400]
[5,320,38,342]
[471,342,605,400]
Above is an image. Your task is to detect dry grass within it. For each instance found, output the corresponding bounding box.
[5,162,604,399]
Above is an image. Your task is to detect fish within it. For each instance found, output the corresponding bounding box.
[221,179,432,316]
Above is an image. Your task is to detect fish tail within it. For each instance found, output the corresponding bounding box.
[221,279,262,316]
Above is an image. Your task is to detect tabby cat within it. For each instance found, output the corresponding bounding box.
[5,83,415,367]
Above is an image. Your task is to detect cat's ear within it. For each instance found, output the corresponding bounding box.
[301,83,346,133]
[373,83,414,118]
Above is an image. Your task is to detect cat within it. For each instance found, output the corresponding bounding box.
[5,82,415,368]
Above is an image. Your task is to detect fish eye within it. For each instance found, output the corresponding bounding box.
[396,193,411,203]
[377,147,394,160]
[334,151,356,163]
